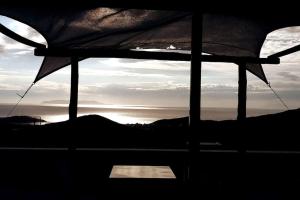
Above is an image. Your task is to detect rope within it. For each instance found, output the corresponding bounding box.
[6,83,35,117]
[267,82,289,110]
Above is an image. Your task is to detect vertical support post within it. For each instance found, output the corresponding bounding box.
[237,63,247,120]
[189,15,202,127]
[69,57,79,121]
[188,11,202,184]
[68,57,78,199]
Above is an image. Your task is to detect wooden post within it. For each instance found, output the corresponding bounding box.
[237,63,247,120]
[188,11,202,185]
[69,57,79,121]
[189,14,202,128]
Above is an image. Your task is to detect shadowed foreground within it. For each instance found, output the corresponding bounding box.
[0,109,300,199]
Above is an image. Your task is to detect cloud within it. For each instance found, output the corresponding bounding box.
[42,99,103,105]
[0,33,33,52]
[13,50,32,55]
[282,26,300,34]
[25,27,47,45]
[96,58,189,72]
[80,82,189,94]
[1,34,18,44]
[202,84,236,92]
[0,83,23,91]
[267,81,300,90]
[0,67,33,78]
[80,68,171,78]
[202,82,273,95]
[18,81,70,104]
[277,71,300,81]
[116,58,145,64]
[26,27,41,38]
[247,84,270,93]
[202,63,238,79]
[33,81,70,93]
[76,83,190,106]
[0,44,4,53]
[261,26,300,57]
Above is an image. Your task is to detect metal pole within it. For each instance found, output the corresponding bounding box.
[188,11,202,184]
[237,63,247,120]
[69,57,79,121]
[189,14,202,128]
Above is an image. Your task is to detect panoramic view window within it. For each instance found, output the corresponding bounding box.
[1,16,300,123]
[2,6,300,199]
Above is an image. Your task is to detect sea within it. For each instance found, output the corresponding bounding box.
[0,104,282,124]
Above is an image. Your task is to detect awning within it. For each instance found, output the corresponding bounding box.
[1,6,300,83]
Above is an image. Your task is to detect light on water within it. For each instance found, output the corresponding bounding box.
[43,114,69,123]
[95,112,153,124]
[37,104,187,124]
[43,112,157,124]
[40,106,163,124]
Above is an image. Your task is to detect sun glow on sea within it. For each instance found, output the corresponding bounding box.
[41,110,155,124]
[43,114,69,123]
[95,112,152,124]
[38,103,173,124]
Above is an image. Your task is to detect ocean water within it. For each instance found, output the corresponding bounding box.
[0,104,282,124]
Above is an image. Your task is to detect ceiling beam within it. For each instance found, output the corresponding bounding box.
[269,44,300,58]
[34,48,191,61]
[202,55,280,64]
[34,48,280,64]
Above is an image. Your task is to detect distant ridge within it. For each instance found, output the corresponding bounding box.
[150,117,189,128]
[246,108,300,122]
[1,108,299,128]
[148,108,300,126]
[31,108,300,128]
[43,114,131,135]
[0,116,46,124]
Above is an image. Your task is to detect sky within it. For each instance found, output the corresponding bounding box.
[1,15,300,111]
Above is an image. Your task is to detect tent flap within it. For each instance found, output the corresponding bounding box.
[1,7,297,83]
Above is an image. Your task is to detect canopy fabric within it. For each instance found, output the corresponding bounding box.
[1,7,299,83]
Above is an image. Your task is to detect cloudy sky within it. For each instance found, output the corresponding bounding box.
[1,15,300,110]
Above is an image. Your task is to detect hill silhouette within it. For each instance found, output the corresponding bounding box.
[0,115,46,125]
[1,109,300,149]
